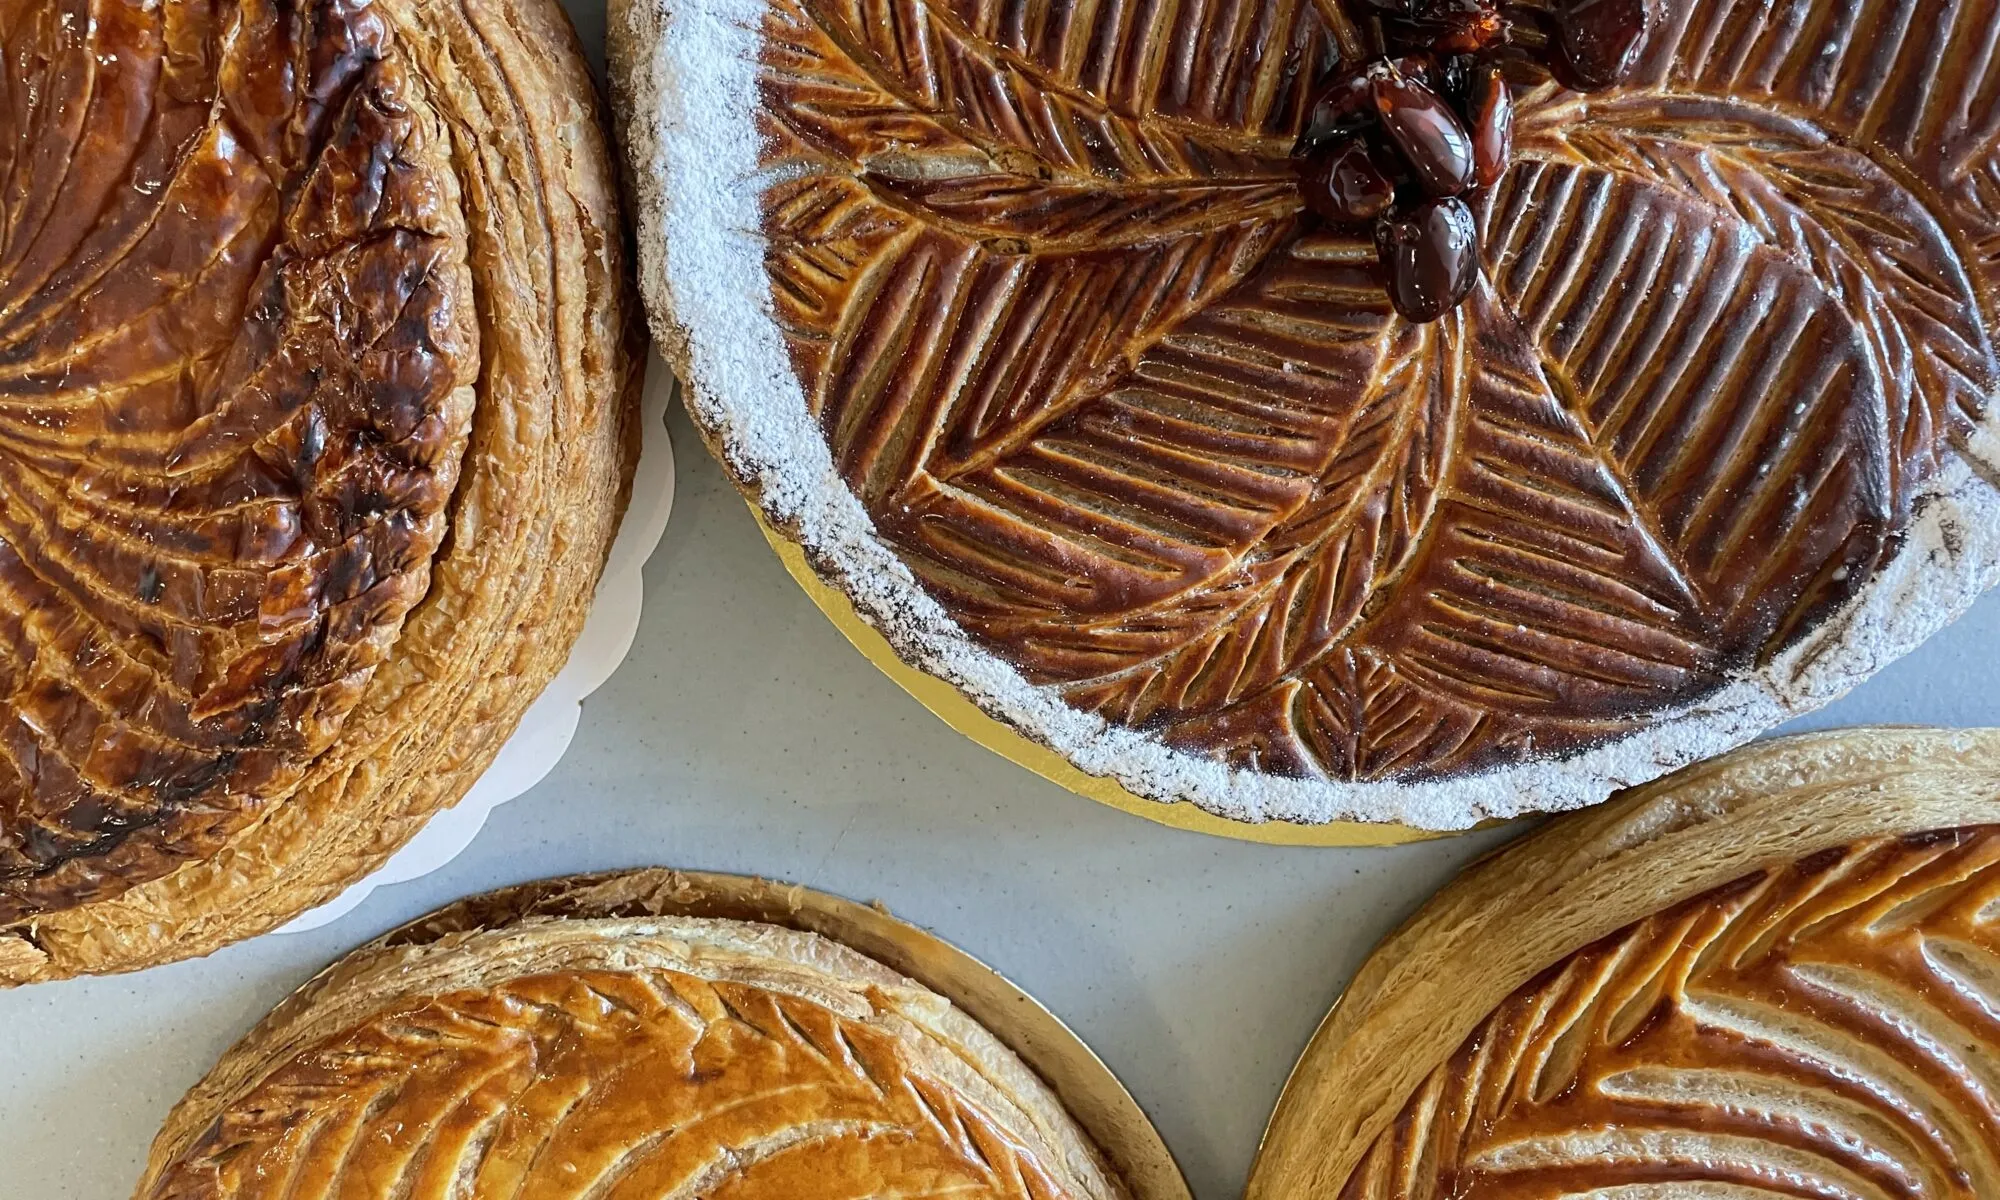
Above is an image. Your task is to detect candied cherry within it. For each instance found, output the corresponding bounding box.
[1385,0,1509,53]
[1464,62,1513,186]
[1551,0,1649,91]
[1376,197,1479,322]
[1287,0,1640,321]
[1296,69,1374,153]
[1372,66,1475,197]
[1300,139,1399,222]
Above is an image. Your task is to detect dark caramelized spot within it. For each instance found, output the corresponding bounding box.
[0,0,473,921]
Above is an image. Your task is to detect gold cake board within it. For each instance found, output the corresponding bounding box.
[754,506,1443,847]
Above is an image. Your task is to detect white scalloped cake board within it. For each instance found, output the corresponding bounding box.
[280,355,678,933]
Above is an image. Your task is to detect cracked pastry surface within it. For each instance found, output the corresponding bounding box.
[134,883,1130,1200]
[1248,728,2000,1199]
[612,0,2000,826]
[0,0,639,982]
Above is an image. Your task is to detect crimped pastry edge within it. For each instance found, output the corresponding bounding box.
[1245,726,2000,1199]
[604,0,2000,832]
[0,0,642,984]
[134,869,1138,1200]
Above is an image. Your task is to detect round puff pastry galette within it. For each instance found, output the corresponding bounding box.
[0,0,638,983]
[135,872,1131,1200]
[610,0,2000,828]
[1250,727,2000,1198]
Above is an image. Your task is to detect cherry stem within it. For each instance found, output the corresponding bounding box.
[1310,0,1369,64]
[1498,3,1550,50]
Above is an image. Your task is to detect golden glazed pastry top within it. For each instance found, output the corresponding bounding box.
[615,0,2000,825]
[137,904,1130,1200]
[1344,826,2000,1198]
[747,0,2000,779]
[0,0,476,922]
[1249,728,2000,1199]
[0,0,638,981]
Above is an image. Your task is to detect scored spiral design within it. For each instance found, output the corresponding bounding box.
[144,968,1096,1200]
[1341,825,2000,1198]
[750,0,2000,784]
[0,0,475,920]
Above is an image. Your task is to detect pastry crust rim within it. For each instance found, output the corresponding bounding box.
[1244,725,2000,1199]
[605,0,2000,831]
[135,867,1190,1200]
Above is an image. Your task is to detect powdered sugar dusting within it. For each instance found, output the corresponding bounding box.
[607,0,2000,830]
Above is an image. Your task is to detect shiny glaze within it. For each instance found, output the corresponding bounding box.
[0,0,473,918]
[1464,62,1512,186]
[144,967,1095,1200]
[1376,196,1478,322]
[1551,0,1650,91]
[1300,140,1397,223]
[1372,67,1475,197]
[1371,0,1508,54]
[754,0,1999,780]
[1338,826,2000,1199]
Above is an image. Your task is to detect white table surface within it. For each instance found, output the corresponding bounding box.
[9,9,2000,1196]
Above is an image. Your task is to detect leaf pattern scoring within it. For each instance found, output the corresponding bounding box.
[755,0,2000,781]
[143,967,1099,1200]
[1337,824,2000,1199]
[0,0,475,918]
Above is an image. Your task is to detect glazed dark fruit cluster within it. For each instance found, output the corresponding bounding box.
[1295,0,1649,321]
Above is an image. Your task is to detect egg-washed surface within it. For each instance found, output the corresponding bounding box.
[0,0,474,919]
[1341,824,2000,1198]
[143,968,1102,1200]
[752,0,2000,781]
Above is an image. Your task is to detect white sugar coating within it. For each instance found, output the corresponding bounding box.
[606,0,2000,830]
